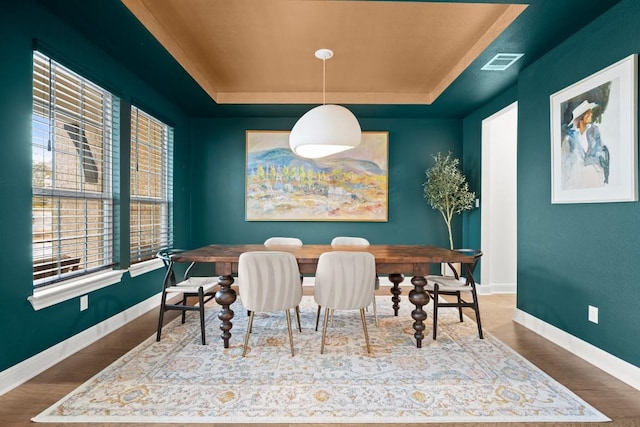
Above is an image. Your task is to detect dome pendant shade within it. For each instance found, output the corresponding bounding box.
[289,104,362,159]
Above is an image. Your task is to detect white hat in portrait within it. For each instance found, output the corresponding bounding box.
[569,100,598,125]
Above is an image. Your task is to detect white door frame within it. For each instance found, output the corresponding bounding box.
[480,102,518,293]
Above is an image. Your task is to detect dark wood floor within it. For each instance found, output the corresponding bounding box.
[2,291,640,427]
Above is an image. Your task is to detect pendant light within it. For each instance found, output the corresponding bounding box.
[289,49,362,159]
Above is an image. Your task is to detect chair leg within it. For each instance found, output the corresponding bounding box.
[286,309,295,356]
[156,291,168,342]
[243,311,255,357]
[315,305,322,331]
[181,295,187,324]
[295,306,302,332]
[457,292,463,322]
[360,308,371,354]
[372,296,378,327]
[432,284,439,340]
[198,288,206,345]
[321,307,330,354]
[471,288,484,339]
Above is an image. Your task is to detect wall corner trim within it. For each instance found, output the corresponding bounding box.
[513,308,640,391]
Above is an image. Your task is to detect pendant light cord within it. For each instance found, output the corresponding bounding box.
[314,48,333,106]
[322,56,326,105]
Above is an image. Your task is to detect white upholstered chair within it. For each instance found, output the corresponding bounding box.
[330,236,370,246]
[238,251,303,356]
[156,249,218,345]
[314,251,377,354]
[317,236,379,328]
[264,237,303,247]
[263,237,303,331]
[426,249,484,340]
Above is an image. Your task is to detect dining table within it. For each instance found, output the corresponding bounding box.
[170,244,478,349]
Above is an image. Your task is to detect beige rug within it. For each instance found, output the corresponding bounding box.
[33,295,609,423]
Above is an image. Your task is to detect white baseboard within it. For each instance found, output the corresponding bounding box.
[0,293,161,396]
[513,308,640,391]
[478,282,516,294]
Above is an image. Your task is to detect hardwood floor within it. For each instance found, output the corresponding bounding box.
[2,291,640,427]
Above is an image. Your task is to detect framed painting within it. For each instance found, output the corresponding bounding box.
[246,130,388,221]
[550,54,637,204]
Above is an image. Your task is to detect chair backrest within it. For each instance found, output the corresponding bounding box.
[314,251,376,310]
[156,248,185,269]
[455,249,483,279]
[238,251,302,312]
[330,236,370,246]
[443,249,482,280]
[264,237,303,247]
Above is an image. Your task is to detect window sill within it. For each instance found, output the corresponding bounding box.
[28,269,127,311]
[128,258,164,278]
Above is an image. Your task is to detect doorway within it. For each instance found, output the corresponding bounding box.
[480,102,517,293]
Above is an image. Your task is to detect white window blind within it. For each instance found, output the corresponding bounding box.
[32,51,117,287]
[130,106,173,263]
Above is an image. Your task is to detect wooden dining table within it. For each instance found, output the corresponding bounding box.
[170,244,477,349]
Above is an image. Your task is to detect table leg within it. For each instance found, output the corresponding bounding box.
[215,274,236,348]
[388,273,404,316]
[408,275,430,348]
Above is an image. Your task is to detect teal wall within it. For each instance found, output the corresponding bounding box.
[190,117,465,249]
[0,1,192,371]
[516,0,639,367]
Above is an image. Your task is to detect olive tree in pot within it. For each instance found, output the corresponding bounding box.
[423,152,475,274]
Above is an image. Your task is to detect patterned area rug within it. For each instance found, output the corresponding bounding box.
[33,295,609,424]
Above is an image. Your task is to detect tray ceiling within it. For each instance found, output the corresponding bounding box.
[121,0,526,105]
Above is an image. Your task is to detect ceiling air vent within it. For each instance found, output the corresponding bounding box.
[481,53,524,71]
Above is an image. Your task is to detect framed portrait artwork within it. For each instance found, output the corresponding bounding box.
[246,130,388,221]
[550,54,638,204]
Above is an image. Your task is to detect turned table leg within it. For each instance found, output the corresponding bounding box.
[215,275,236,348]
[408,275,430,348]
[388,273,404,316]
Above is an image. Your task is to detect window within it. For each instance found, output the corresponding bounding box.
[129,107,173,263]
[32,51,117,287]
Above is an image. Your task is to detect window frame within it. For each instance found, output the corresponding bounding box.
[29,51,125,309]
[128,106,174,265]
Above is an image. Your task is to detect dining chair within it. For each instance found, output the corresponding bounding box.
[264,237,303,247]
[156,249,218,345]
[263,237,303,331]
[238,251,303,356]
[426,249,484,340]
[314,251,377,354]
[314,236,378,329]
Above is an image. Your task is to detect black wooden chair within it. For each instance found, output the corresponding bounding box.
[156,249,218,345]
[426,249,483,340]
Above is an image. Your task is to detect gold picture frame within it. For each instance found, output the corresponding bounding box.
[246,130,388,221]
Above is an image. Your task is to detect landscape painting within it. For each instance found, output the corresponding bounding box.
[246,130,388,221]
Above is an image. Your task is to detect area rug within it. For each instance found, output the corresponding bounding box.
[33,295,609,424]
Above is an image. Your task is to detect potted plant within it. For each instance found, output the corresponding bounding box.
[423,152,475,253]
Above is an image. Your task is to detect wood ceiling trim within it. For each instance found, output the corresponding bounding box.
[215,91,433,105]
